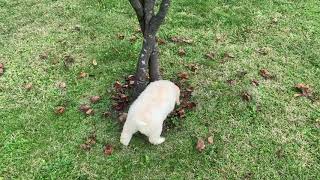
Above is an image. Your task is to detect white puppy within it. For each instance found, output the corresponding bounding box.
[120,80,180,146]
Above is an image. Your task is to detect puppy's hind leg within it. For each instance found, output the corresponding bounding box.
[148,121,165,145]
[120,123,136,146]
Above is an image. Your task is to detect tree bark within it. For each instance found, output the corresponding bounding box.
[129,0,170,98]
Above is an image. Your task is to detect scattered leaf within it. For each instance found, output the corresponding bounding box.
[85,109,94,115]
[178,48,186,56]
[259,69,273,79]
[224,52,235,59]
[24,83,33,90]
[103,144,113,156]
[0,63,4,69]
[227,79,236,86]
[57,82,66,89]
[79,71,87,78]
[295,83,312,97]
[64,55,75,66]
[182,101,197,109]
[90,96,101,103]
[117,33,124,40]
[171,36,193,44]
[187,64,199,72]
[256,47,270,55]
[114,81,122,90]
[92,59,98,66]
[129,35,137,42]
[102,111,111,118]
[205,52,215,60]
[118,113,127,123]
[252,79,260,86]
[134,28,142,33]
[39,52,48,60]
[177,72,189,80]
[207,136,214,144]
[55,106,65,114]
[242,92,252,101]
[157,38,166,45]
[176,108,185,118]
[79,104,91,112]
[196,138,205,152]
[80,133,96,151]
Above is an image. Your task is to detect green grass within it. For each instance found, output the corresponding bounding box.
[1,0,320,179]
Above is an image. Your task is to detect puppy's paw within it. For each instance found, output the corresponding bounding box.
[149,137,165,145]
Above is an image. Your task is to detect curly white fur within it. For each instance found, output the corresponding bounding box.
[120,80,180,146]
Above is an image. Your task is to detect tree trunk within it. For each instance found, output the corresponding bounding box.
[129,0,170,99]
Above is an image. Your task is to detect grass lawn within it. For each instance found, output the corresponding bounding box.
[1,0,320,179]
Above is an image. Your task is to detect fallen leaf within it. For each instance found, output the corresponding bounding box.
[119,93,128,101]
[39,52,48,60]
[178,48,186,56]
[103,144,113,156]
[171,36,193,44]
[242,92,252,101]
[196,139,205,152]
[90,96,101,103]
[157,38,166,45]
[177,72,189,80]
[80,133,96,151]
[260,69,273,79]
[102,111,111,118]
[205,52,215,60]
[252,79,260,86]
[183,101,197,109]
[256,47,270,55]
[295,83,312,97]
[0,63,4,69]
[188,64,199,72]
[57,82,66,89]
[114,81,122,90]
[24,83,33,90]
[176,108,185,118]
[79,104,91,112]
[227,79,236,86]
[117,33,124,40]
[92,60,98,66]
[85,109,94,115]
[207,136,214,144]
[79,71,87,78]
[118,113,127,123]
[129,35,137,42]
[134,28,142,33]
[64,55,75,66]
[55,106,65,114]
[223,52,235,59]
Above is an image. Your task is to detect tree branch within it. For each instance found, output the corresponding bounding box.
[129,0,145,31]
[143,0,156,35]
[150,0,170,34]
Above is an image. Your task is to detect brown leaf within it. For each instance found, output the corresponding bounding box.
[260,69,272,79]
[0,63,4,69]
[188,64,199,72]
[224,52,235,59]
[90,96,101,103]
[295,83,312,97]
[177,72,189,80]
[64,55,75,65]
[205,52,215,60]
[171,36,193,44]
[119,93,128,101]
[113,102,126,111]
[102,111,111,118]
[178,48,186,56]
[256,47,270,55]
[57,82,66,89]
[134,28,142,33]
[117,33,124,40]
[242,92,252,101]
[103,144,113,156]
[252,79,260,86]
[118,113,127,123]
[79,71,87,78]
[129,35,137,42]
[157,38,166,45]
[79,104,91,112]
[55,106,65,114]
[92,59,98,66]
[85,109,94,115]
[207,136,214,144]
[80,133,96,151]
[186,86,194,93]
[176,108,185,118]
[227,79,236,86]
[183,101,197,109]
[39,52,48,60]
[196,138,205,152]
[24,83,33,90]
[114,81,122,90]
[126,75,135,81]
